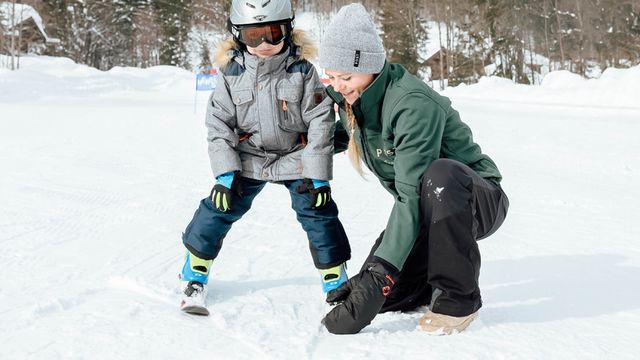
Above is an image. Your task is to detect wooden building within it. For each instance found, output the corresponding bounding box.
[1,3,59,54]
[425,47,485,85]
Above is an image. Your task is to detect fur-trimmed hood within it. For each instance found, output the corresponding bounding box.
[213,28,317,68]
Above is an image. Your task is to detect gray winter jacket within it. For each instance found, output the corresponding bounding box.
[207,30,335,181]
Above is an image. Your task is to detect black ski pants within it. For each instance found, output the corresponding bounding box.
[363,158,509,317]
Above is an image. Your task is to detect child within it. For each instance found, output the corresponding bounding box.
[179,0,351,315]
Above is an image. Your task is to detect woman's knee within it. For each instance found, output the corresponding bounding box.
[420,159,470,190]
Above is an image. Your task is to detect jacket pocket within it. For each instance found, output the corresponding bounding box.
[231,88,255,131]
[276,86,307,133]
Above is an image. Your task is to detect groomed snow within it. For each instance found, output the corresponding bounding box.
[1,54,639,359]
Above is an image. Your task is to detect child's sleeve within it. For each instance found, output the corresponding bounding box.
[334,117,349,154]
[205,73,242,178]
[299,65,335,180]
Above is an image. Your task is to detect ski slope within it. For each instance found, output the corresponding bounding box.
[1,55,639,360]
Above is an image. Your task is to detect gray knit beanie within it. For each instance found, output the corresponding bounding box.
[319,3,386,74]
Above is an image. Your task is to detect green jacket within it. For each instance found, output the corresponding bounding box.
[327,62,502,271]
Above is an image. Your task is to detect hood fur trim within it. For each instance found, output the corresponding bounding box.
[213,28,317,68]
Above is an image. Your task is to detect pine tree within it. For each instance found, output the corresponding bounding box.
[111,0,151,66]
[451,2,491,84]
[0,8,6,61]
[190,0,230,72]
[38,0,73,58]
[379,0,425,75]
[591,0,640,69]
[153,0,193,67]
[41,0,90,63]
[131,3,162,68]
[191,0,230,31]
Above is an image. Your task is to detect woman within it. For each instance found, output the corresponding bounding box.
[318,3,509,335]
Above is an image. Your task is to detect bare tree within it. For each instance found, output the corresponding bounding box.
[0,6,5,67]
[10,0,16,70]
[16,1,24,69]
[554,0,566,69]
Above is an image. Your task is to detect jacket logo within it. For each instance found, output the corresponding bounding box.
[376,148,395,165]
[354,50,361,67]
[376,148,395,157]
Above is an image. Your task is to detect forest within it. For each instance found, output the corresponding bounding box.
[1,0,639,84]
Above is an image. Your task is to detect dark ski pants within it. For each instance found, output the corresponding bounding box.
[182,177,351,269]
[364,159,509,316]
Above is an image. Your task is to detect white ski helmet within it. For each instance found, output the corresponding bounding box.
[229,0,294,27]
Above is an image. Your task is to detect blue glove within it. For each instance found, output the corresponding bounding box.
[211,171,239,212]
[296,178,331,209]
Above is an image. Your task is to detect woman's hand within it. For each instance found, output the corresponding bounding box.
[322,262,396,334]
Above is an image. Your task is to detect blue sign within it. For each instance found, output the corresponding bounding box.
[196,73,218,91]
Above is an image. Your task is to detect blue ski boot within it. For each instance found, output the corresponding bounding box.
[319,263,348,293]
[179,251,212,315]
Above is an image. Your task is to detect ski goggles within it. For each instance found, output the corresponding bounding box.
[234,23,289,48]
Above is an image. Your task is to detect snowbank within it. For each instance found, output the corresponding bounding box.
[445,65,640,110]
[3,55,639,111]
[0,55,194,105]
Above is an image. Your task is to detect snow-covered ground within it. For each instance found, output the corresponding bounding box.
[1,55,639,359]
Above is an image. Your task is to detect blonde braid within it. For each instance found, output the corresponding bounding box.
[344,102,364,176]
